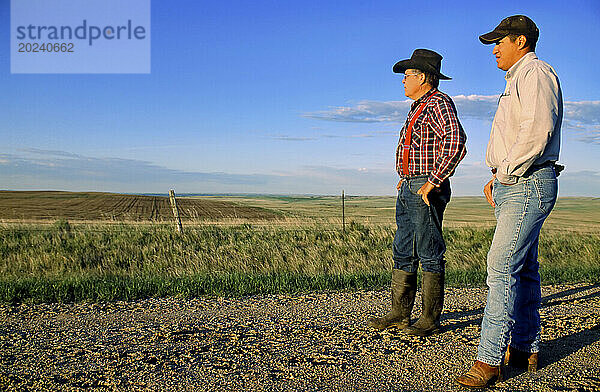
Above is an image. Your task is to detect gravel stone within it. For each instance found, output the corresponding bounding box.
[0,283,599,391]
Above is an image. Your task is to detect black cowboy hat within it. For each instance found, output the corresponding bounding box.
[393,49,451,80]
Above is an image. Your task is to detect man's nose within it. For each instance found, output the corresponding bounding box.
[492,45,499,55]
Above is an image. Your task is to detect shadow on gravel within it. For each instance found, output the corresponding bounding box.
[540,283,600,308]
[498,324,600,385]
[500,321,600,382]
[538,323,600,371]
[442,283,600,333]
[442,284,600,385]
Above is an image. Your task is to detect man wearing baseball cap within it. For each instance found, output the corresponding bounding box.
[367,49,466,337]
[456,15,563,388]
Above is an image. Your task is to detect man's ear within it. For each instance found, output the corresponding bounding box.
[517,35,528,50]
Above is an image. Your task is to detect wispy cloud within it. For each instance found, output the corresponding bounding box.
[452,95,498,120]
[564,101,600,125]
[2,148,599,196]
[0,148,519,195]
[0,148,395,194]
[0,149,271,190]
[271,135,318,142]
[303,100,413,123]
[268,132,386,142]
[303,96,600,144]
[19,147,83,158]
[574,129,600,144]
[302,95,499,123]
[562,101,600,144]
[567,123,600,144]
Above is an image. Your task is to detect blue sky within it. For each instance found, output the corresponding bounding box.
[1,0,599,195]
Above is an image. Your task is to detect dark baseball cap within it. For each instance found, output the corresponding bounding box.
[479,15,539,44]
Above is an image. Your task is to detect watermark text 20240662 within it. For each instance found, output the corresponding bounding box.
[15,19,146,47]
[18,42,74,53]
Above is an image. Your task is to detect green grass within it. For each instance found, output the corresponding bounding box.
[1,221,599,303]
[0,273,394,303]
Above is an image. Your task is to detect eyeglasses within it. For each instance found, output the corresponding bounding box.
[403,72,421,80]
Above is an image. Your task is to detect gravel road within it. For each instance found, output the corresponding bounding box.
[1,283,599,392]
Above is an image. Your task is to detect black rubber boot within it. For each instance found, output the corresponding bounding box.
[368,269,417,331]
[405,271,444,336]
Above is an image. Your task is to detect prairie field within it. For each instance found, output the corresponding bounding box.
[0,192,598,302]
[0,191,281,222]
[196,194,600,231]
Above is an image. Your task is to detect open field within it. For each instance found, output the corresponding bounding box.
[194,195,600,231]
[2,191,599,231]
[0,191,282,222]
[0,192,599,302]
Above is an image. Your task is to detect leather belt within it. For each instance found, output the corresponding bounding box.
[490,161,560,175]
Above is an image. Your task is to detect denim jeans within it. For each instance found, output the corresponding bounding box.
[393,175,451,274]
[477,166,558,366]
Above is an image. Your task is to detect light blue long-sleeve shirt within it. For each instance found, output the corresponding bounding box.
[486,52,563,184]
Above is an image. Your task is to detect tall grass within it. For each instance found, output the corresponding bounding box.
[1,221,598,303]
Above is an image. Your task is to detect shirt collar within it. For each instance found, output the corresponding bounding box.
[505,51,537,81]
[411,87,438,108]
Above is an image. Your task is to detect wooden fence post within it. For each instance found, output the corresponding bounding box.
[169,189,183,233]
[342,190,345,233]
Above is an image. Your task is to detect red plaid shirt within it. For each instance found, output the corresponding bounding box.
[395,88,467,186]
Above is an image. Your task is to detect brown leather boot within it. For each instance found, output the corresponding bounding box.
[504,345,538,372]
[368,269,417,331]
[456,360,502,388]
[405,271,444,336]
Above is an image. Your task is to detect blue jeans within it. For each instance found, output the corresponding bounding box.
[393,175,451,274]
[477,166,558,366]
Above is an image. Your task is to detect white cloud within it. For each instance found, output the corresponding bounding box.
[562,101,600,144]
[303,96,600,144]
[303,95,499,123]
[452,95,498,120]
[564,101,600,125]
[303,100,412,123]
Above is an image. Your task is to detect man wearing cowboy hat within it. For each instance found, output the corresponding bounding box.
[456,15,563,389]
[368,49,466,337]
